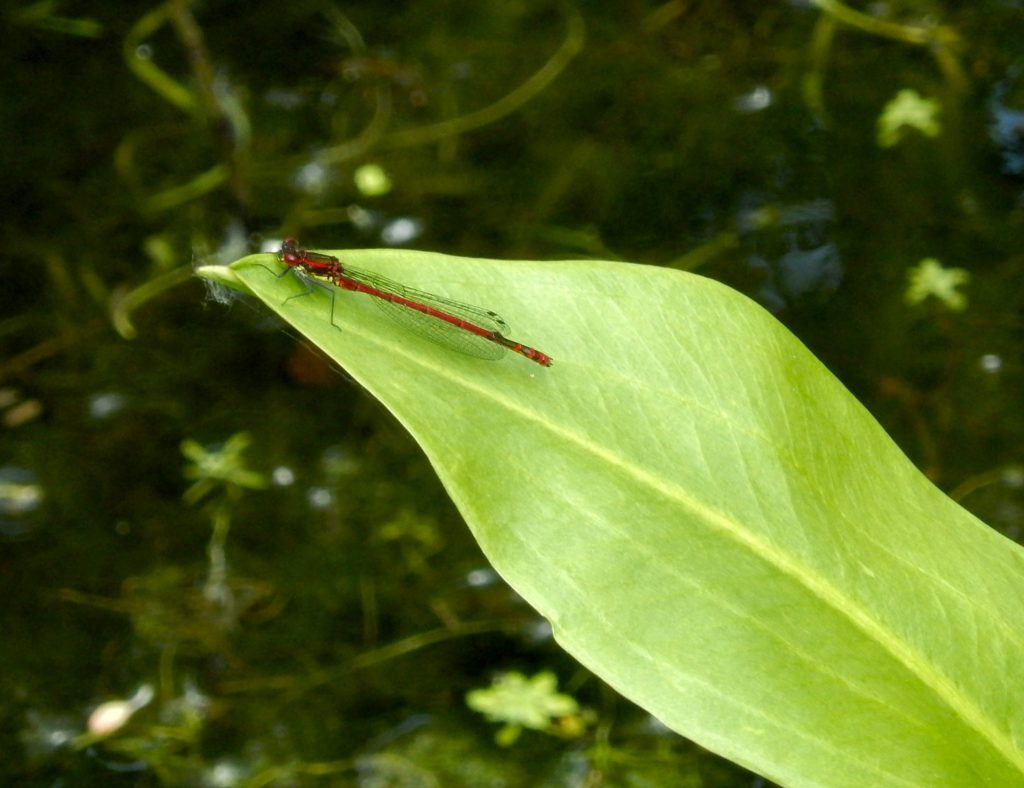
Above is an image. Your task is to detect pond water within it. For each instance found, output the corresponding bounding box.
[2,1,1022,784]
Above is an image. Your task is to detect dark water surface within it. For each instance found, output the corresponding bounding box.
[2,1,1023,784]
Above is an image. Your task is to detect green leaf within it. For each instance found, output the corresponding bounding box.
[197,249,1024,786]
[466,671,579,731]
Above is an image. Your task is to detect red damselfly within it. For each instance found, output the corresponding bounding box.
[274,238,552,367]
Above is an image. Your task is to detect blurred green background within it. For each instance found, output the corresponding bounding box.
[2,1,1023,784]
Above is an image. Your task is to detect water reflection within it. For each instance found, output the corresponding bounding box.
[0,466,44,539]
